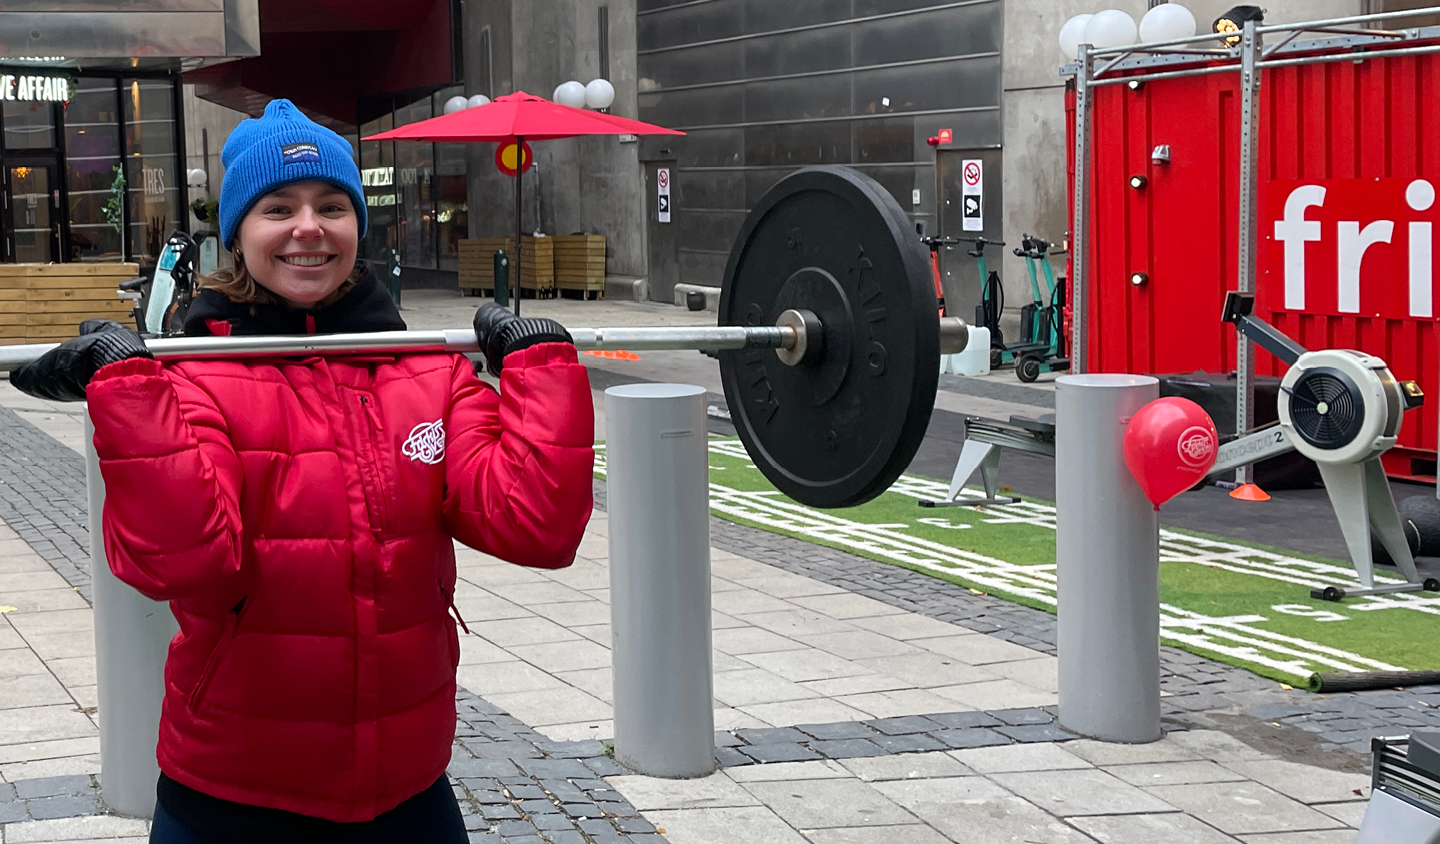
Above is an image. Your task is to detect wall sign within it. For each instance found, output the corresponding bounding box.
[0,74,69,102]
[1264,178,1440,318]
[961,159,983,232]
[657,167,671,223]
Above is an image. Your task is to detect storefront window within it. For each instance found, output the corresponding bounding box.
[3,100,55,150]
[433,87,467,273]
[122,78,180,267]
[360,113,396,262]
[64,79,122,262]
[394,97,435,268]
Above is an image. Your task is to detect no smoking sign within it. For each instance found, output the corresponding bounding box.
[961,159,983,232]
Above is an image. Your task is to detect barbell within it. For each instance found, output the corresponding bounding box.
[0,166,970,509]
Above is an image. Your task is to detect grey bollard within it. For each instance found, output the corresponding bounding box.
[1054,374,1162,743]
[604,384,715,778]
[85,411,178,818]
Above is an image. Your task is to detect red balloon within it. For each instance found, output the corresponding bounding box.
[1123,397,1219,509]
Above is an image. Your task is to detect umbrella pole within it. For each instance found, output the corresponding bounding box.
[513,135,524,316]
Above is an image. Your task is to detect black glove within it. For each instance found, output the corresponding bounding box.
[11,319,152,402]
[472,303,572,376]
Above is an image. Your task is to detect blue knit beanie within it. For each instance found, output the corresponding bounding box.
[218,99,367,250]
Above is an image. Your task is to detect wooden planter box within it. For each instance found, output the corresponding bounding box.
[553,234,606,299]
[0,263,138,344]
[458,235,556,296]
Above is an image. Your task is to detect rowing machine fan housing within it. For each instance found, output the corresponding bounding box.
[1277,349,1404,465]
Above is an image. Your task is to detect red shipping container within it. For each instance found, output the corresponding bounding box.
[1067,37,1440,481]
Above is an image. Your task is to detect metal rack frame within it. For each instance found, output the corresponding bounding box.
[1064,8,1440,484]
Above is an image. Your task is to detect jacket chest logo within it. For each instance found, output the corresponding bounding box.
[401,419,445,465]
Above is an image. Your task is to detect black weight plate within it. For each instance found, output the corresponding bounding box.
[719,166,938,509]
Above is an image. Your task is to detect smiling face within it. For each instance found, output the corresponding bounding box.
[233,181,359,308]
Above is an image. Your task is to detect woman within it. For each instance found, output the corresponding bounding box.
[12,99,594,843]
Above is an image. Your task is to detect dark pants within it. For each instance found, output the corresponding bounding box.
[149,774,467,844]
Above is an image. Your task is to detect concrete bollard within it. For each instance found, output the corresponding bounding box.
[604,384,716,778]
[85,410,177,818]
[1054,374,1162,743]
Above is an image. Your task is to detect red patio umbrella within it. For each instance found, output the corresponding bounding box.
[363,91,683,313]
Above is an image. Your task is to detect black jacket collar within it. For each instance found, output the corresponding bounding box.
[183,263,407,337]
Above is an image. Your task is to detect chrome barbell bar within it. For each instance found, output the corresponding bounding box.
[0,311,969,372]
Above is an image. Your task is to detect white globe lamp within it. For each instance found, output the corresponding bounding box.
[186,168,207,188]
[467,94,490,108]
[1059,14,1094,60]
[1082,9,1138,50]
[553,81,587,108]
[583,78,615,110]
[1139,3,1198,43]
[443,95,469,115]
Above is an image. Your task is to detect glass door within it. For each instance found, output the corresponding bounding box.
[6,162,60,263]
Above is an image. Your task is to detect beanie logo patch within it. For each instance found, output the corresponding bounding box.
[281,142,321,165]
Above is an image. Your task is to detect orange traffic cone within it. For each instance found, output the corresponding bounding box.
[1229,483,1271,502]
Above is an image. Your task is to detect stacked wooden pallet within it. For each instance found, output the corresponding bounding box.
[0,263,138,345]
[518,235,555,295]
[553,235,606,299]
[457,236,557,297]
[458,237,510,294]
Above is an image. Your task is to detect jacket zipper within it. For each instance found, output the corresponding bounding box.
[189,598,246,714]
[355,394,394,535]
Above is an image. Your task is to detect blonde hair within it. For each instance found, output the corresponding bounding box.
[201,251,362,307]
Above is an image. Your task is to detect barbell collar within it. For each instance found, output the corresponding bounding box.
[0,317,966,372]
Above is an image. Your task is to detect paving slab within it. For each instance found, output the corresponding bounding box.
[993,769,1178,817]
[2,814,148,842]
[1235,832,1361,843]
[889,792,1098,844]
[739,779,916,828]
[1064,737,1201,766]
[1219,759,1371,804]
[1068,812,1240,844]
[1106,760,1252,787]
[832,688,972,719]
[641,806,807,844]
[838,752,974,782]
[1144,781,1346,835]
[800,824,953,844]
[950,742,1091,774]
[607,773,759,811]
[725,760,850,783]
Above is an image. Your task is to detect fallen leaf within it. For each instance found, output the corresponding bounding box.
[0,606,17,614]
[1279,683,1293,690]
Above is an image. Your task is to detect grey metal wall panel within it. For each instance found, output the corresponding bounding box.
[638,3,743,48]
[675,170,747,210]
[639,85,745,129]
[639,42,746,88]
[742,27,852,78]
[0,0,222,9]
[854,118,915,164]
[638,0,1002,287]
[646,127,741,167]
[741,0,852,32]
[744,120,852,167]
[852,55,1000,113]
[743,74,852,124]
[853,5,1000,62]
[0,12,228,56]
[678,250,730,285]
[677,208,746,253]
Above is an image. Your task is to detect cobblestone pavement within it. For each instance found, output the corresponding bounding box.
[0,328,1416,842]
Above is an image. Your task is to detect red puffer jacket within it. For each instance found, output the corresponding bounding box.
[86,343,593,823]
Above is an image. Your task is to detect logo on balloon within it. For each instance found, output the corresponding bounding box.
[1177,426,1217,467]
[1123,397,1219,510]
